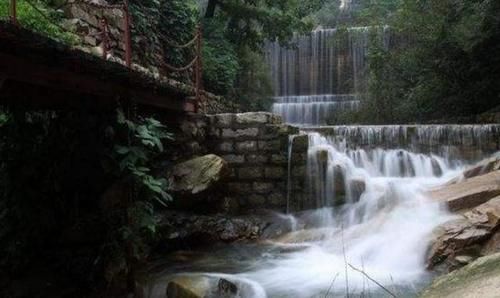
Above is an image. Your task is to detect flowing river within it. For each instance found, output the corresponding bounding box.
[145,124,500,297]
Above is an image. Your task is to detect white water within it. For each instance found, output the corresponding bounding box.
[150,130,487,298]
[266,27,392,125]
[236,133,458,297]
[272,95,360,126]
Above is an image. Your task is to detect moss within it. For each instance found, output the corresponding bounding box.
[420,253,500,298]
[0,1,78,45]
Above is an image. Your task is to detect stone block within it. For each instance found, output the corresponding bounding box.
[209,127,221,138]
[238,167,263,179]
[213,114,235,127]
[228,183,252,194]
[222,154,245,164]
[269,193,285,205]
[292,166,307,178]
[217,142,233,152]
[292,134,310,151]
[235,112,270,125]
[271,154,288,164]
[270,114,284,124]
[265,167,286,179]
[248,194,266,205]
[222,128,259,139]
[258,140,283,151]
[84,35,98,46]
[261,124,299,139]
[236,141,258,152]
[253,182,274,194]
[246,154,268,164]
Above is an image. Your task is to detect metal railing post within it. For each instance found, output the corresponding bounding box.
[100,17,109,60]
[195,25,203,112]
[123,0,132,68]
[10,0,17,25]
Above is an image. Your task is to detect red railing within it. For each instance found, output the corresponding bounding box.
[7,0,203,111]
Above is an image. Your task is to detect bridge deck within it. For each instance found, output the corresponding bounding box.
[0,21,196,112]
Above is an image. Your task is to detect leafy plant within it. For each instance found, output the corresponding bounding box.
[0,0,78,44]
[107,109,174,291]
[113,109,173,209]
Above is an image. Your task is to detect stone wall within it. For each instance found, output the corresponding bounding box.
[62,1,128,59]
[175,112,310,213]
[206,113,299,212]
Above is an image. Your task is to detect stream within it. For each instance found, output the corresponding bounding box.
[144,128,487,298]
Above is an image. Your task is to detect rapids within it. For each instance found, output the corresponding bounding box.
[147,131,477,298]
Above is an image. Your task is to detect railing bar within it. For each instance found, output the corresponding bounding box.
[123,0,131,68]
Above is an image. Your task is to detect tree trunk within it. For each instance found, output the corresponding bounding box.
[205,0,218,18]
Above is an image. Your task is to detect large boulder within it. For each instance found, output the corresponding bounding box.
[168,154,230,196]
[463,154,500,179]
[156,211,278,247]
[427,196,500,270]
[429,171,500,211]
[166,275,238,298]
[420,252,500,298]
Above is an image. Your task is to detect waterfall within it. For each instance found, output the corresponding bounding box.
[239,131,460,297]
[272,95,360,126]
[304,124,500,161]
[266,27,391,125]
[307,133,452,210]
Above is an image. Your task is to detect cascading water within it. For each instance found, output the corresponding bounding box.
[148,128,482,297]
[236,133,458,297]
[266,27,391,125]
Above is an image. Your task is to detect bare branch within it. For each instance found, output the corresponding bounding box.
[347,263,397,298]
[324,272,340,298]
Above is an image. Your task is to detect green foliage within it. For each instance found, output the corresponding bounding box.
[201,18,240,95]
[113,109,173,208]
[205,0,312,50]
[344,0,500,123]
[99,108,174,292]
[0,0,78,44]
[230,47,274,111]
[200,0,312,110]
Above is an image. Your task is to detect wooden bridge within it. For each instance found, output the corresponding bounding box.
[0,20,204,113]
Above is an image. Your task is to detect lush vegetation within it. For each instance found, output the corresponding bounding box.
[0,0,78,44]
[340,0,500,123]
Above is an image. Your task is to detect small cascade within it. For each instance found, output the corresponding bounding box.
[307,133,453,210]
[305,124,500,161]
[286,134,298,214]
[272,94,359,125]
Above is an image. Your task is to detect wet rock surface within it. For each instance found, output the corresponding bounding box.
[166,275,240,298]
[429,171,500,211]
[167,154,230,196]
[463,154,500,179]
[156,211,299,247]
[420,252,500,298]
[427,196,500,270]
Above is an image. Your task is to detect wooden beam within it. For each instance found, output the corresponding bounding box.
[0,52,193,112]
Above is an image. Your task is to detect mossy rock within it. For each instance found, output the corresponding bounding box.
[420,252,500,298]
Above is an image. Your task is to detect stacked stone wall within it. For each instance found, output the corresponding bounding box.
[206,113,297,211]
[175,112,310,213]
